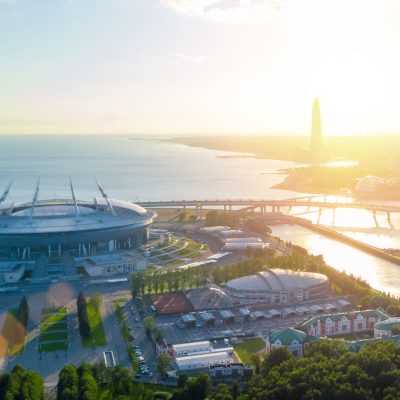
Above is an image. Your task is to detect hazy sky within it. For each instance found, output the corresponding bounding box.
[1,0,400,135]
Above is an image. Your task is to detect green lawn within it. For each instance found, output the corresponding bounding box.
[42,306,67,315]
[0,309,26,356]
[39,341,68,352]
[41,314,67,324]
[82,301,107,347]
[39,322,68,332]
[166,259,185,266]
[233,338,266,365]
[39,331,68,343]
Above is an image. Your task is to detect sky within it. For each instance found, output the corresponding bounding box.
[1,0,400,135]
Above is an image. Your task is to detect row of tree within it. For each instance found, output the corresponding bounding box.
[131,258,267,296]
[243,340,400,400]
[0,365,43,400]
[57,363,174,400]
[4,340,400,400]
[77,291,90,339]
[132,244,400,316]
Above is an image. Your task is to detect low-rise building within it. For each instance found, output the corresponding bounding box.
[374,318,400,338]
[266,327,309,357]
[0,260,34,284]
[172,341,213,357]
[209,362,247,378]
[176,351,232,372]
[74,251,146,276]
[298,309,389,337]
[346,335,400,352]
[155,338,170,356]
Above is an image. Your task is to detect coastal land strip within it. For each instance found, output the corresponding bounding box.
[167,135,400,199]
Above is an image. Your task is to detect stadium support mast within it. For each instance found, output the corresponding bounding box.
[95,179,116,216]
[69,178,80,220]
[0,181,13,203]
[30,179,40,220]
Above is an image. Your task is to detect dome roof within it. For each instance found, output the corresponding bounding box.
[355,176,385,193]
[226,269,328,293]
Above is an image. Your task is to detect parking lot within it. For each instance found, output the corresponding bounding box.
[156,296,353,344]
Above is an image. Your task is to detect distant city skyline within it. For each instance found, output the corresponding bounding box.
[1,0,400,135]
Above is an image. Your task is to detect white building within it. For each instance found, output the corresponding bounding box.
[172,341,213,357]
[176,351,232,372]
[74,251,146,277]
[225,269,329,303]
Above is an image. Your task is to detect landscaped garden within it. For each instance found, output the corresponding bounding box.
[82,299,107,347]
[38,307,69,353]
[142,235,208,267]
[233,337,266,365]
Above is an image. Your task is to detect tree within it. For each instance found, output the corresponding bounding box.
[57,365,78,400]
[232,383,239,400]
[17,296,29,328]
[392,326,400,336]
[177,374,189,388]
[90,293,102,316]
[77,291,91,339]
[79,372,98,400]
[143,316,156,338]
[3,365,43,400]
[187,373,211,400]
[261,347,293,374]
[211,384,232,400]
[304,339,348,359]
[157,353,172,378]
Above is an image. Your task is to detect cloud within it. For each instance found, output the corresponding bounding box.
[161,0,282,23]
[176,52,206,63]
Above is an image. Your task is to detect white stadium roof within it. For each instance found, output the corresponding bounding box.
[226,269,328,293]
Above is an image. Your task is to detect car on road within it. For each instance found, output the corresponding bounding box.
[138,356,144,361]
[135,317,140,322]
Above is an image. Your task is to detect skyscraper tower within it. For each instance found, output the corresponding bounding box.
[311,97,323,164]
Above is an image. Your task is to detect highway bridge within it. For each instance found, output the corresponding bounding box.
[137,197,400,220]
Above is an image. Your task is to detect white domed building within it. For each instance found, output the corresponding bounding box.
[355,176,385,194]
[224,269,329,304]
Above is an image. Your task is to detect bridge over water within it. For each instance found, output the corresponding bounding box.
[138,197,400,221]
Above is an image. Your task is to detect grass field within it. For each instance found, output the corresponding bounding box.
[42,306,67,315]
[41,313,67,324]
[40,321,68,332]
[0,309,26,356]
[233,338,266,365]
[82,301,107,347]
[39,331,68,343]
[39,341,68,352]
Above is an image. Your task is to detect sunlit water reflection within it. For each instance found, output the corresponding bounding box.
[270,224,400,297]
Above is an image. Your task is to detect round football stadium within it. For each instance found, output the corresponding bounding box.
[225,269,329,303]
[0,181,155,257]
